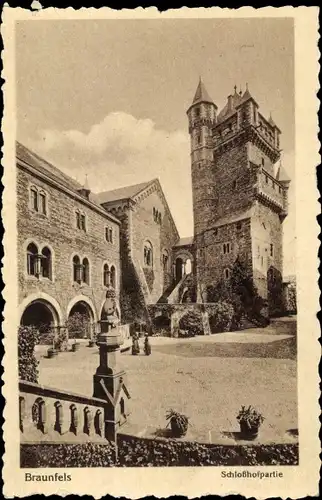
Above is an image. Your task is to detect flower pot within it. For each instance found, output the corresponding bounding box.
[170,419,188,438]
[239,421,259,440]
[47,348,57,358]
[88,340,96,347]
[71,343,80,352]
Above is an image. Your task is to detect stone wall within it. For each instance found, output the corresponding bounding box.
[17,167,121,326]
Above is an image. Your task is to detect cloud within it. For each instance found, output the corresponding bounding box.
[27,112,193,237]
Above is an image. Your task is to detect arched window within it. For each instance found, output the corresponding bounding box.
[103,263,110,287]
[41,246,52,280]
[110,265,116,288]
[143,241,153,267]
[73,255,81,283]
[162,250,169,272]
[27,243,38,276]
[82,258,90,285]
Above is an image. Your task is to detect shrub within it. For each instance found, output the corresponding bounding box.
[21,442,115,467]
[66,312,90,339]
[208,301,234,333]
[54,328,68,352]
[179,310,203,336]
[18,326,39,383]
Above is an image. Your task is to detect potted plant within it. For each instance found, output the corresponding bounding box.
[131,334,140,355]
[237,405,264,439]
[88,336,96,347]
[71,338,80,352]
[144,334,151,355]
[166,409,190,438]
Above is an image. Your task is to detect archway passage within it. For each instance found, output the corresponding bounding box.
[21,300,57,344]
[175,258,183,283]
[67,301,93,339]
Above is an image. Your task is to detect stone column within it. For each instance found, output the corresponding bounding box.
[93,317,130,443]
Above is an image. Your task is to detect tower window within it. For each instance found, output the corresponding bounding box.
[223,243,231,255]
[41,246,52,280]
[103,263,110,287]
[197,133,201,144]
[265,175,268,184]
[195,107,200,117]
[26,242,38,276]
[270,244,274,257]
[236,222,242,231]
[143,241,153,267]
[76,210,86,231]
[224,268,231,280]
[73,255,82,283]
[233,180,237,190]
[261,158,265,166]
[82,258,90,285]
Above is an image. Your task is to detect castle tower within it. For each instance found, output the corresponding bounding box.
[187,78,217,237]
[188,82,289,313]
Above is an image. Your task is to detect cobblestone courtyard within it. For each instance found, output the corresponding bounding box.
[37,317,297,442]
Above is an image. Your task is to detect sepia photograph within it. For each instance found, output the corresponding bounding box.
[1,6,319,499]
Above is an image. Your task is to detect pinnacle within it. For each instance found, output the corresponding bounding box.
[192,78,214,106]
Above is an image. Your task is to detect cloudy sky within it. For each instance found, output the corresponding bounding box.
[16,17,295,275]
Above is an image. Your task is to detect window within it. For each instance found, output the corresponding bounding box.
[233,180,237,190]
[73,255,82,283]
[265,175,268,184]
[39,192,47,215]
[223,243,231,255]
[236,222,242,231]
[261,158,265,166]
[41,247,52,279]
[110,265,116,288]
[196,133,201,144]
[76,210,86,231]
[153,208,162,225]
[279,186,282,194]
[105,227,113,243]
[195,107,200,117]
[27,243,38,276]
[162,250,169,272]
[224,268,231,280]
[30,186,47,215]
[270,244,274,258]
[144,241,153,267]
[272,181,276,190]
[82,258,90,285]
[103,264,110,287]
[30,188,38,211]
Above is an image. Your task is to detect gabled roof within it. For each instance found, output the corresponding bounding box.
[174,236,194,247]
[95,181,151,204]
[191,78,214,107]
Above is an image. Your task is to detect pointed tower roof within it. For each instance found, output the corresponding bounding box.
[276,161,291,183]
[236,83,258,108]
[192,77,214,106]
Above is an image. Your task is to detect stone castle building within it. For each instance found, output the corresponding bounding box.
[17,79,290,336]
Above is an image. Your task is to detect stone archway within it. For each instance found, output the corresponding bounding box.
[67,300,95,339]
[20,298,61,344]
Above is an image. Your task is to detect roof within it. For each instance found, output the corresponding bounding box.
[95,180,152,204]
[191,78,214,106]
[210,208,253,229]
[217,89,243,123]
[16,141,120,223]
[174,236,194,247]
[275,162,291,182]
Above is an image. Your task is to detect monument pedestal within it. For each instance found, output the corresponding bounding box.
[93,322,130,443]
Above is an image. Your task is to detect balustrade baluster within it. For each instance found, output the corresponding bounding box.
[94,409,103,436]
[83,407,92,436]
[54,401,63,434]
[70,404,78,435]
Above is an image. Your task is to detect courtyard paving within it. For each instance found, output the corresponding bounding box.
[37,317,297,443]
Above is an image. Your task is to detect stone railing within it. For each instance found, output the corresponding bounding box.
[19,380,109,444]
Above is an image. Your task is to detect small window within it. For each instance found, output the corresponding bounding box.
[223,243,231,255]
[279,186,282,194]
[265,175,268,184]
[109,228,113,243]
[30,188,38,212]
[272,181,275,190]
[110,265,116,288]
[39,192,47,215]
[162,250,169,272]
[195,107,200,117]
[196,133,201,144]
[224,268,231,280]
[144,241,153,267]
[73,255,82,283]
[82,258,90,285]
[103,263,110,287]
[261,158,265,166]
[270,244,274,258]
[80,214,86,231]
[236,222,242,231]
[41,246,52,280]
[27,242,38,276]
[76,211,81,229]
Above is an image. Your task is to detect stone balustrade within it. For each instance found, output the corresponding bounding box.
[19,380,109,444]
